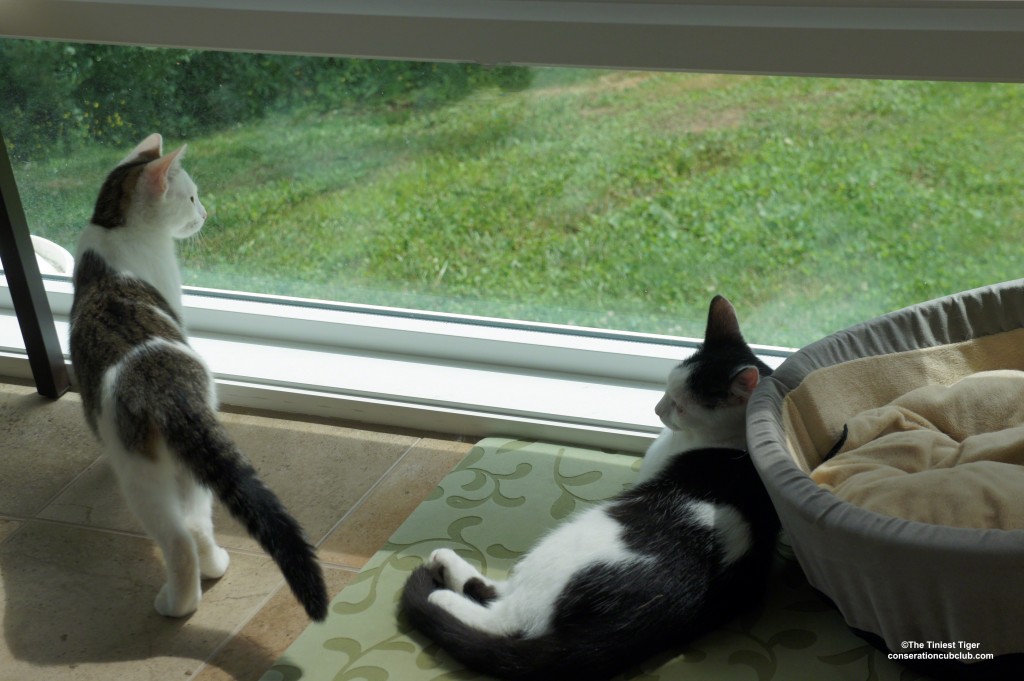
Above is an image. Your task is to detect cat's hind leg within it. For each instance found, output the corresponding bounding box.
[106,436,203,617]
[129,470,203,616]
[152,528,203,618]
[427,548,500,604]
[181,478,229,579]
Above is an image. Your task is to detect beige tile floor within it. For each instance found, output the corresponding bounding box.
[0,379,473,681]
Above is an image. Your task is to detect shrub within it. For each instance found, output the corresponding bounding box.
[0,39,533,158]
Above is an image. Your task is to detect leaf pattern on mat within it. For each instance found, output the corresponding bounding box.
[725,609,817,681]
[446,462,529,509]
[459,469,488,492]
[819,644,882,680]
[455,446,485,470]
[334,665,389,681]
[729,649,776,681]
[325,632,441,681]
[496,440,534,454]
[485,543,524,560]
[550,490,577,520]
[447,516,484,547]
[322,637,365,663]
[549,447,618,519]
[264,664,305,681]
[333,553,423,616]
[767,629,817,650]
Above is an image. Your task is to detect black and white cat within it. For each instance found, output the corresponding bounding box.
[69,134,327,620]
[401,295,779,681]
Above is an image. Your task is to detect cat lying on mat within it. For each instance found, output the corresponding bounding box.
[402,296,780,681]
[69,134,327,621]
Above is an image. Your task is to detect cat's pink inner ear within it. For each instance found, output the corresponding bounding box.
[729,366,761,403]
[121,133,163,165]
[143,145,186,195]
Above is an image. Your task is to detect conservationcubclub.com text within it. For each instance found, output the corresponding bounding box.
[889,640,994,662]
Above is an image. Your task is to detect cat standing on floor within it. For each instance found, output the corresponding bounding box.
[402,296,779,681]
[69,134,327,620]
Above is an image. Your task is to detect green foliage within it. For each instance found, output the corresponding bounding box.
[0,38,533,157]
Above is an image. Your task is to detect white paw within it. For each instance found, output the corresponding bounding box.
[427,588,463,610]
[427,548,486,592]
[428,548,459,567]
[154,583,199,618]
[426,548,456,587]
[200,547,230,580]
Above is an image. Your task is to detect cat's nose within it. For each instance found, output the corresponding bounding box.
[654,395,671,418]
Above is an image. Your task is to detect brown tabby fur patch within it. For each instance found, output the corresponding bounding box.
[90,153,156,229]
[70,249,184,442]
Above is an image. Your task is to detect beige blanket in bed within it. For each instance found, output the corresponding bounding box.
[811,370,1024,529]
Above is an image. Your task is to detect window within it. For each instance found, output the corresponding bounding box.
[2,0,1022,448]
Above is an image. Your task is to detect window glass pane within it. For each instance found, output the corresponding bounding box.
[3,38,1022,348]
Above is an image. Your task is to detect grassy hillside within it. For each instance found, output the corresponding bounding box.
[13,69,1024,347]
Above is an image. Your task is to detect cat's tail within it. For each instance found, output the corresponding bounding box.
[161,398,329,621]
[402,566,627,681]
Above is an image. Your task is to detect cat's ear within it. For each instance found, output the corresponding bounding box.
[120,133,163,166]
[728,365,761,404]
[142,144,187,196]
[704,295,743,343]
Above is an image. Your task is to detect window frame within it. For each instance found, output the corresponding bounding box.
[1,0,1021,450]
[2,0,1023,82]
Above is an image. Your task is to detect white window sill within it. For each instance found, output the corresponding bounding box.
[0,278,790,453]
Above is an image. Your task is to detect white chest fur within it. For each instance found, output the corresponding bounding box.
[76,223,183,316]
[637,426,747,484]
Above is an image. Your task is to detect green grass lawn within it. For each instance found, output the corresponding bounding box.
[14,69,1024,348]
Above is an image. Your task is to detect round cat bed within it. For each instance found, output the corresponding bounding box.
[747,280,1024,659]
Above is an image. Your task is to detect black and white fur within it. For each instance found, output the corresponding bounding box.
[69,134,327,620]
[401,296,779,681]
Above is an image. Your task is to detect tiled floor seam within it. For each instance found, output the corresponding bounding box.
[0,519,25,549]
[9,516,149,541]
[188,579,287,680]
[311,437,424,556]
[31,453,106,521]
[190,564,360,677]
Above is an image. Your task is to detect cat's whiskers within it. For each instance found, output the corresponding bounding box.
[181,225,208,256]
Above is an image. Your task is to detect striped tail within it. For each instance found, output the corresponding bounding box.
[161,399,328,621]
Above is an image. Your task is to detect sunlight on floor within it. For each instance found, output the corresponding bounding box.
[0,380,471,681]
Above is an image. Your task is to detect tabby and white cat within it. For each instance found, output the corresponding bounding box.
[402,296,779,680]
[69,134,327,620]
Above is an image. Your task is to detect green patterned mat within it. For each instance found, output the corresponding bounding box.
[261,438,919,681]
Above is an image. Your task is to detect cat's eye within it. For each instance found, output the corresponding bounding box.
[190,196,195,203]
